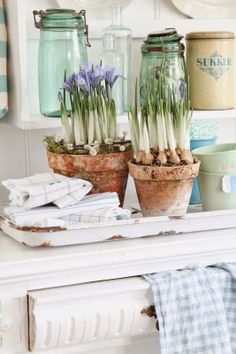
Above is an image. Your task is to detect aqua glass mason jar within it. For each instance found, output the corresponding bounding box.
[33,9,90,117]
[140,28,185,105]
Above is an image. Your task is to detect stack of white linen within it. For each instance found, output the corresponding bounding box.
[2,173,131,227]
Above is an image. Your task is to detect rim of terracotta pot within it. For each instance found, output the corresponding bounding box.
[47,149,133,172]
[128,160,200,181]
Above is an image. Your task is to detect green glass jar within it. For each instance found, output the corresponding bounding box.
[140,28,185,104]
[33,9,90,117]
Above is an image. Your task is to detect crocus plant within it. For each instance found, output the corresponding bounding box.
[129,65,194,166]
[44,64,130,155]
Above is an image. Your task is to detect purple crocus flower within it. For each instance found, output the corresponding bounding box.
[90,65,105,89]
[104,66,119,88]
[62,74,76,93]
[75,71,91,94]
[179,79,187,98]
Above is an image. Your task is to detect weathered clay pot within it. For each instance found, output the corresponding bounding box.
[47,150,133,206]
[128,160,200,217]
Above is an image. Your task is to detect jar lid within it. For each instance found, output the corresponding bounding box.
[33,8,91,46]
[142,28,184,53]
[147,28,183,43]
[33,9,85,29]
[186,31,235,40]
[44,9,82,19]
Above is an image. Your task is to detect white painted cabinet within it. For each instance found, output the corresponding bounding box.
[28,278,156,352]
[1,225,236,353]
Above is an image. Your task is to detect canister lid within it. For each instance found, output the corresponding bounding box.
[142,28,184,53]
[147,28,183,43]
[186,31,234,40]
[33,8,86,31]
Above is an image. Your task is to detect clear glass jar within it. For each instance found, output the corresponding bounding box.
[100,33,123,114]
[102,5,132,113]
[33,9,90,117]
[140,28,185,105]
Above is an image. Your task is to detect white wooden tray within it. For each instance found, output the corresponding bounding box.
[1,208,236,247]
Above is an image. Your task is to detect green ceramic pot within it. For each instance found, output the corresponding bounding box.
[198,170,236,211]
[192,143,236,174]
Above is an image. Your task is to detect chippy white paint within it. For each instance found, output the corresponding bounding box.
[1,208,236,247]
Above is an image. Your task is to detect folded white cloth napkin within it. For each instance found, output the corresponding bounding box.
[40,207,131,227]
[4,192,129,227]
[2,173,92,209]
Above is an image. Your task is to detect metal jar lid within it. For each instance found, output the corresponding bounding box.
[186,31,235,40]
[33,8,91,46]
[142,28,184,53]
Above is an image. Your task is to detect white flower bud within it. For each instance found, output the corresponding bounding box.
[55,136,61,143]
[105,138,114,145]
[84,144,92,151]
[119,145,126,152]
[66,144,74,150]
[89,148,97,156]
[94,143,100,151]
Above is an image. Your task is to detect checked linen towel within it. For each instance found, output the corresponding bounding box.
[40,206,131,227]
[0,0,8,118]
[3,192,130,227]
[144,263,236,354]
[2,173,92,209]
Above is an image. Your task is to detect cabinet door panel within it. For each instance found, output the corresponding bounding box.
[28,277,156,351]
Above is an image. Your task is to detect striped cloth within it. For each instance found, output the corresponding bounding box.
[3,192,129,227]
[0,0,7,118]
[40,206,131,227]
[144,263,236,354]
[2,173,92,209]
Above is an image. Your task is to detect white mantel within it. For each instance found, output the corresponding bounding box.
[0,227,236,354]
[1,227,236,289]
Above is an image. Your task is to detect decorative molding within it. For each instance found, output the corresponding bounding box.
[0,290,27,354]
[28,278,156,351]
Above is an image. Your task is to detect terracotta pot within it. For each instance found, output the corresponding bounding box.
[47,150,133,206]
[128,160,200,217]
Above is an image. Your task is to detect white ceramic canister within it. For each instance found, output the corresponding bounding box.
[185,31,234,110]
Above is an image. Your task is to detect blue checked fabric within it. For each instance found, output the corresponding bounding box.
[0,0,7,118]
[144,263,236,354]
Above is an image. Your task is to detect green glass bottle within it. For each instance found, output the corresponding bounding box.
[33,9,90,117]
[140,28,185,105]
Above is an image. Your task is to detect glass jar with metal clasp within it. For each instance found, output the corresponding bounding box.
[140,28,186,105]
[33,9,91,117]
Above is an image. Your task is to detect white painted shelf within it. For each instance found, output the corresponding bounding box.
[4,0,236,130]
[15,109,236,130]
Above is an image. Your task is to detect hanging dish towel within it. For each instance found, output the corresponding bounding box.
[0,0,8,118]
[144,263,236,354]
[2,173,92,209]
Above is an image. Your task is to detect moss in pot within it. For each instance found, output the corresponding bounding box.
[128,75,200,217]
[44,64,132,206]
